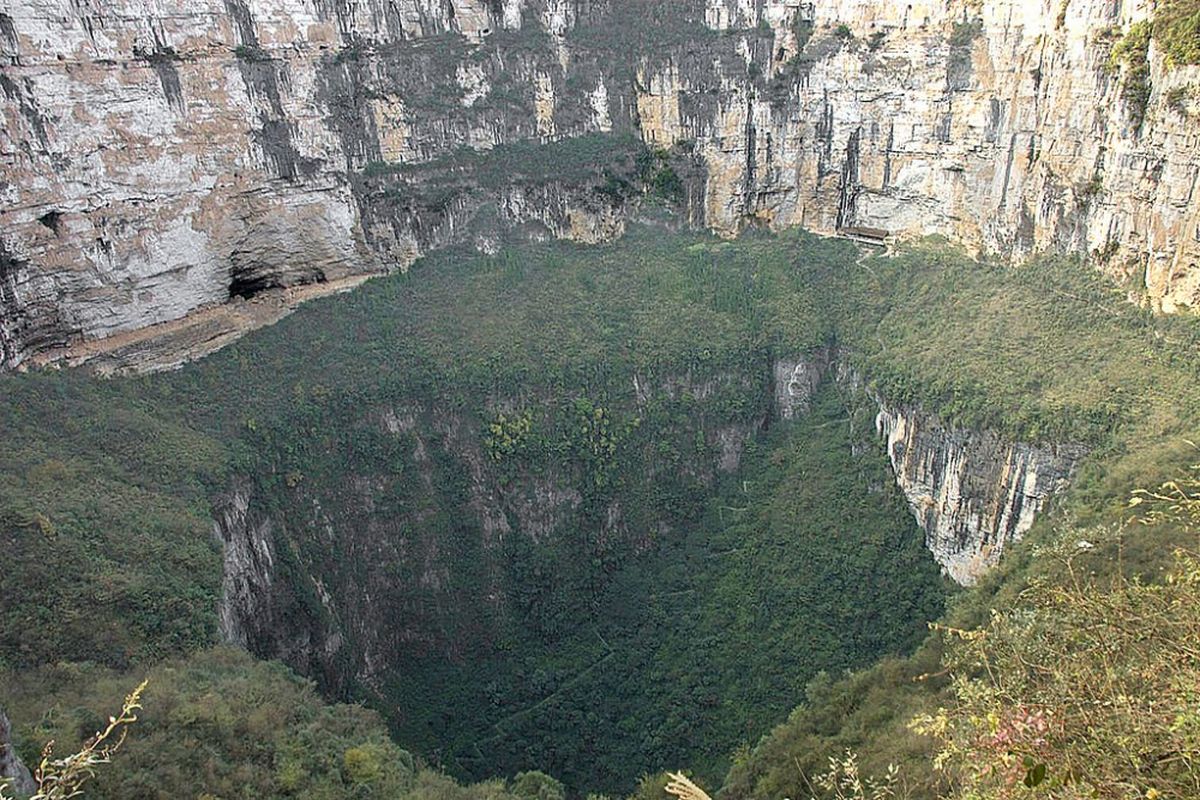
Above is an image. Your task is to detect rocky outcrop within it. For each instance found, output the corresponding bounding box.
[773,348,831,420]
[0,708,34,798]
[3,0,1200,371]
[774,352,1086,584]
[874,404,1087,584]
[213,477,279,649]
[213,363,772,694]
[212,476,346,689]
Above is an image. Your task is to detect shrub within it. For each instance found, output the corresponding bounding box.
[1166,84,1194,116]
[913,519,1200,798]
[1,682,145,800]
[1154,0,1200,66]
[511,770,566,800]
[1108,21,1152,127]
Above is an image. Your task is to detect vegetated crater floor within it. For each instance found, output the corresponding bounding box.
[2,225,951,794]
[205,226,948,792]
[8,210,1200,797]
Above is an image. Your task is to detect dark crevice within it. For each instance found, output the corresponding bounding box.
[228,262,328,300]
[37,211,63,235]
[836,127,861,231]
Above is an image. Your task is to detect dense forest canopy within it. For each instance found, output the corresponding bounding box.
[4,224,1200,799]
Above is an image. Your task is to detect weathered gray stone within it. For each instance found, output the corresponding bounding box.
[2,1,1198,372]
[0,708,34,798]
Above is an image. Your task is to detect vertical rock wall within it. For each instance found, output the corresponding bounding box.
[874,404,1086,584]
[776,353,1087,584]
[3,0,1200,371]
[0,708,34,798]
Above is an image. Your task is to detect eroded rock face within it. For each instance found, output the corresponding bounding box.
[773,348,830,420]
[213,476,350,690]
[0,708,34,798]
[874,405,1087,585]
[776,353,1087,585]
[212,364,772,694]
[3,0,1200,371]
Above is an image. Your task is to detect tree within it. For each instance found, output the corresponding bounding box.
[913,506,1200,798]
[1,681,145,800]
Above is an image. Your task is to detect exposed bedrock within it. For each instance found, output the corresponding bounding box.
[2,0,1200,369]
[212,363,771,694]
[774,351,1085,583]
[873,404,1086,585]
[0,708,34,798]
[212,350,1083,706]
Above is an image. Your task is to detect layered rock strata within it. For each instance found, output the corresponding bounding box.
[3,0,1199,370]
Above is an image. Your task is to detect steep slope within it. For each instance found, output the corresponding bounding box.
[6,224,1200,797]
[0,229,947,794]
[4,0,1200,371]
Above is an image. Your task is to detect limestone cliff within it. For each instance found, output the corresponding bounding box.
[873,403,1086,584]
[3,0,1199,371]
[0,708,33,798]
[777,353,1086,584]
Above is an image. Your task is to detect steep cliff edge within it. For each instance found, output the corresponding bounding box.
[874,403,1085,584]
[0,708,34,798]
[206,350,950,789]
[3,0,1200,371]
[213,350,1083,711]
[775,352,1086,583]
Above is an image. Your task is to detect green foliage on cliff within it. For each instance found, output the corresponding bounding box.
[373,385,943,792]
[1109,20,1153,125]
[8,222,1200,800]
[830,240,1200,451]
[2,648,565,800]
[361,133,649,191]
[0,374,225,670]
[1153,0,1200,66]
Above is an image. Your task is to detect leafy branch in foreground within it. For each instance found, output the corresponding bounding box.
[2,681,146,800]
[912,519,1200,799]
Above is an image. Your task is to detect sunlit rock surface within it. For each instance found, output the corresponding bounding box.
[3,0,1199,370]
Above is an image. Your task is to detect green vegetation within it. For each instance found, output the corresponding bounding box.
[3,227,940,796]
[709,237,1200,800]
[1166,83,1195,116]
[377,385,943,791]
[358,133,691,214]
[1154,0,1200,66]
[915,532,1200,798]
[1078,172,1104,202]
[1108,20,1153,126]
[1100,3,1200,126]
[829,241,1200,451]
[947,19,984,89]
[361,133,647,188]
[793,17,814,52]
[233,44,272,62]
[7,218,1200,799]
[2,679,145,800]
[2,648,566,800]
[0,373,225,670]
[565,2,721,53]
